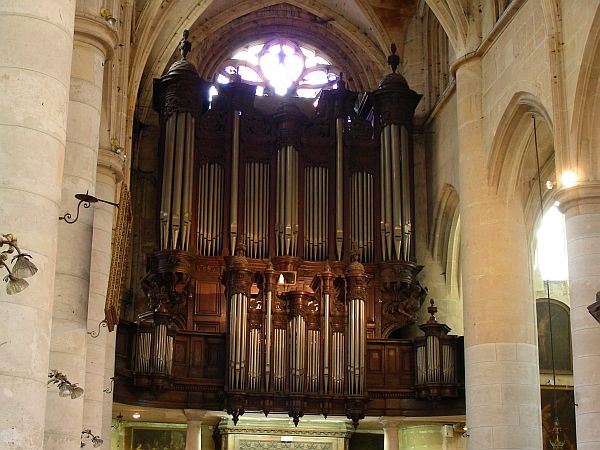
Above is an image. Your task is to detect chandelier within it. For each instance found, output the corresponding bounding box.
[0,233,38,294]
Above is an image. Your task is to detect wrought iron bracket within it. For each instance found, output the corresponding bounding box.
[88,319,108,338]
[59,191,119,224]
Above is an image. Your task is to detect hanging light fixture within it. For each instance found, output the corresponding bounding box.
[532,115,565,450]
[1,234,37,295]
[47,369,84,399]
[81,429,103,448]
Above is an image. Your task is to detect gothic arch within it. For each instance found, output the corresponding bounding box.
[130,0,388,126]
[488,91,557,240]
[570,4,600,181]
[422,0,469,53]
[430,184,460,286]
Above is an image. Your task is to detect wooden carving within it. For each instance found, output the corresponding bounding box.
[105,182,132,331]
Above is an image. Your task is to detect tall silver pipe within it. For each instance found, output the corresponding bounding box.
[230,111,241,252]
[160,117,175,249]
[390,123,402,260]
[401,126,411,260]
[171,113,186,249]
[335,117,344,259]
[265,291,272,391]
[324,293,330,393]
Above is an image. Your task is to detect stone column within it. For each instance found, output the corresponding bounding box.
[185,410,207,450]
[380,417,402,450]
[455,56,541,450]
[83,149,123,448]
[556,183,600,450]
[0,2,76,449]
[44,15,117,449]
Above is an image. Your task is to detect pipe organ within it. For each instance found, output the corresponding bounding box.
[121,39,464,427]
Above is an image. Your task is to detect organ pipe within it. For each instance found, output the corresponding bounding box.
[230,111,241,252]
[223,244,253,393]
[276,145,299,256]
[245,162,270,259]
[304,166,328,261]
[345,252,367,396]
[153,32,205,251]
[370,45,422,262]
[335,117,344,260]
[160,112,195,251]
[349,172,374,262]
[401,126,412,260]
[197,163,224,256]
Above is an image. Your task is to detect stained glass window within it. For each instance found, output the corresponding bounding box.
[212,39,339,99]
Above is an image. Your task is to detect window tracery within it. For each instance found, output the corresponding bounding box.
[210,38,340,100]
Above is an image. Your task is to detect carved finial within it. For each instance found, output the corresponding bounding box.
[324,262,332,273]
[234,242,247,257]
[427,298,438,322]
[388,43,400,74]
[179,30,191,60]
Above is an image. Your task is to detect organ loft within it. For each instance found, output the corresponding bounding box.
[113,32,464,430]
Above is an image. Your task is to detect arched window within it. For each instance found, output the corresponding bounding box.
[424,7,453,109]
[210,38,340,100]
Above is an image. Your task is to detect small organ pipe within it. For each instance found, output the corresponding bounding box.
[383,126,393,260]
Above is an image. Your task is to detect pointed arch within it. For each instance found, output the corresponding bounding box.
[430,184,460,286]
[570,4,600,181]
[488,92,554,197]
[423,0,470,52]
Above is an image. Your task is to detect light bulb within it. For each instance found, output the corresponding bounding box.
[132,412,141,419]
[561,170,577,188]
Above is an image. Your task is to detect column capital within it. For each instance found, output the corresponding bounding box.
[379,416,405,430]
[74,14,118,59]
[98,148,125,181]
[184,409,208,422]
[555,181,600,215]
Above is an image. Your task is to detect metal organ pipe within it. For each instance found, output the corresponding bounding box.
[230,111,241,252]
[335,118,344,260]
[304,167,328,261]
[276,145,298,256]
[160,113,195,250]
[349,172,374,262]
[345,255,367,396]
[390,123,402,260]
[401,126,412,260]
[160,118,174,249]
[197,163,224,256]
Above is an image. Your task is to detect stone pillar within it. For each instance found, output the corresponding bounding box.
[380,418,402,450]
[185,410,207,450]
[44,15,117,449]
[556,183,600,450]
[455,56,541,450]
[0,1,76,448]
[84,149,123,448]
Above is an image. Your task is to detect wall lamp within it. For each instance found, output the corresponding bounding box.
[100,7,117,26]
[103,376,117,394]
[59,191,119,224]
[1,234,37,295]
[81,429,103,448]
[48,369,84,399]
